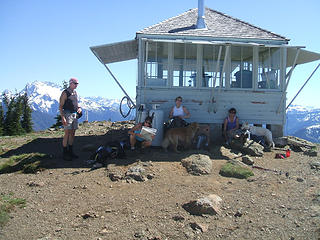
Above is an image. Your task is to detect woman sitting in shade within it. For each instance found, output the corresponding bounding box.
[168,96,190,128]
[223,107,241,145]
[128,116,154,151]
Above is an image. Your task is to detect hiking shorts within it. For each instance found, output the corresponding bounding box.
[134,130,145,142]
[63,111,78,130]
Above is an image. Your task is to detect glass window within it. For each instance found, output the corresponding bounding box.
[230,46,253,89]
[202,45,226,88]
[145,42,168,86]
[258,47,280,89]
[173,43,197,87]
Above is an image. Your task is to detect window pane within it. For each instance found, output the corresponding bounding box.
[145,42,168,87]
[202,45,226,88]
[230,46,253,88]
[173,43,197,87]
[258,47,280,89]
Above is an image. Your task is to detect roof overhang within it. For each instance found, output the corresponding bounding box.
[90,39,138,64]
[287,48,320,67]
[90,38,320,67]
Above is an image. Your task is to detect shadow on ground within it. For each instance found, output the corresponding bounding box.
[0,129,225,174]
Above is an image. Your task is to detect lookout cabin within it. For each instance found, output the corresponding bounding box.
[91,1,320,142]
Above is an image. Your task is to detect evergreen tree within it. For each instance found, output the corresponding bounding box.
[3,93,14,136]
[21,93,33,133]
[0,102,4,136]
[10,93,24,135]
[62,80,68,89]
[2,93,27,136]
[50,114,63,129]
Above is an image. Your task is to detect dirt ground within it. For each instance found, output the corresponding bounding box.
[0,121,319,240]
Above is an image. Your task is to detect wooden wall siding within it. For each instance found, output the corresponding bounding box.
[136,87,285,125]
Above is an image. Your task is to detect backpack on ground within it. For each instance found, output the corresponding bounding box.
[91,140,127,164]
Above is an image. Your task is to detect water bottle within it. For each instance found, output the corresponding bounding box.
[286,149,291,158]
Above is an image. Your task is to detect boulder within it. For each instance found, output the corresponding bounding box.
[228,159,248,167]
[220,146,238,159]
[107,162,154,182]
[310,161,320,170]
[303,149,317,157]
[189,222,209,232]
[181,154,212,175]
[182,194,222,216]
[287,136,316,149]
[231,139,264,157]
[273,137,288,148]
[108,171,123,182]
[125,166,146,181]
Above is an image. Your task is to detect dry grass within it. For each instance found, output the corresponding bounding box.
[0,193,26,227]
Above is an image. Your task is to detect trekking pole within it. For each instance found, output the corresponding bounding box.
[252,165,289,177]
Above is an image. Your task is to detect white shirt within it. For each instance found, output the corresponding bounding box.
[172,105,184,117]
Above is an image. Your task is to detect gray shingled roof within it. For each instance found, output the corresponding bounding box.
[137,8,288,42]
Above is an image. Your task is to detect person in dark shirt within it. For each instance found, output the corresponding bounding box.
[223,107,240,145]
[59,78,82,161]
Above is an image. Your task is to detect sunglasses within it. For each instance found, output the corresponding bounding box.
[230,111,236,114]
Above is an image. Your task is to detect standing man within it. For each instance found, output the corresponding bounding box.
[59,78,82,161]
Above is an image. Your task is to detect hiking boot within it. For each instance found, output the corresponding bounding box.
[68,145,79,159]
[63,147,72,161]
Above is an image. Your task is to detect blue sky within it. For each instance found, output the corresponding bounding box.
[1,0,319,107]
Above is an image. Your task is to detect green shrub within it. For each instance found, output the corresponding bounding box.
[22,161,41,174]
[0,153,47,174]
[219,162,254,179]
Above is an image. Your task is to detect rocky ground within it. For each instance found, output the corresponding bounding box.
[0,121,319,240]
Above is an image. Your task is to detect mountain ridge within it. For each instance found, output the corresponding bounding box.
[286,105,320,143]
[1,81,320,143]
[2,81,132,130]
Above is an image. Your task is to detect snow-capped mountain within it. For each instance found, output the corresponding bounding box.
[23,81,122,114]
[3,81,134,130]
[24,81,62,115]
[1,82,320,143]
[286,105,320,143]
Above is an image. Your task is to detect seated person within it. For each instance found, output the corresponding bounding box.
[223,108,241,145]
[168,96,190,128]
[128,116,155,151]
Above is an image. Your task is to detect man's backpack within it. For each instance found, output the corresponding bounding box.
[91,140,127,164]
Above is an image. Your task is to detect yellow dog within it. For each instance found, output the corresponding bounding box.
[162,122,199,153]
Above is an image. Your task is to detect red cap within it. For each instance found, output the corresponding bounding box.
[69,78,79,84]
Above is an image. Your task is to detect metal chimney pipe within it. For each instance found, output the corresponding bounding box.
[196,0,206,29]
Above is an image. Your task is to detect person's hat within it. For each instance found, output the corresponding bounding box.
[69,77,79,85]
